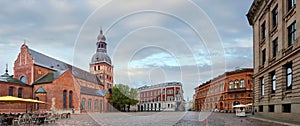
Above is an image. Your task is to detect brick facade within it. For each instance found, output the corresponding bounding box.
[0,81,33,113]
[194,69,253,112]
[0,29,114,114]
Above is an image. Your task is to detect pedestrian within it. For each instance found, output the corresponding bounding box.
[72,106,75,114]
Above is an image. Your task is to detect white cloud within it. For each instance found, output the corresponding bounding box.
[0,0,254,99]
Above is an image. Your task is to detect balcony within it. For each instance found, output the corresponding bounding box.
[227,87,246,92]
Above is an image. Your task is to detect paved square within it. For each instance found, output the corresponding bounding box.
[55,112,285,126]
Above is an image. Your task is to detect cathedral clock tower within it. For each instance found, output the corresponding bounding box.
[90,28,113,89]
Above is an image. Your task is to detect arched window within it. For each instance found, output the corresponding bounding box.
[69,91,73,108]
[234,80,239,88]
[286,65,292,90]
[229,81,234,89]
[63,90,67,109]
[81,98,86,110]
[261,78,265,96]
[88,99,92,110]
[240,80,245,88]
[18,88,23,98]
[20,76,26,83]
[100,100,103,112]
[271,73,276,93]
[8,87,14,96]
[94,100,98,110]
[36,97,40,110]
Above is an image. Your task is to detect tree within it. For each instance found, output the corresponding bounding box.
[109,84,139,112]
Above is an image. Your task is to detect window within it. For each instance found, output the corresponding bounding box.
[272,5,278,28]
[94,100,98,110]
[167,89,173,94]
[220,84,224,91]
[262,49,266,65]
[282,104,291,113]
[272,38,278,58]
[81,98,86,110]
[259,105,263,112]
[100,100,103,111]
[261,22,266,40]
[20,76,26,83]
[286,64,293,90]
[229,81,234,89]
[9,87,14,96]
[261,78,265,96]
[271,72,276,93]
[17,88,22,98]
[235,94,238,99]
[269,105,275,112]
[167,96,173,101]
[240,80,245,88]
[88,99,92,110]
[94,66,96,71]
[288,21,296,46]
[35,97,40,110]
[69,91,73,108]
[234,80,239,88]
[63,90,67,109]
[288,0,296,11]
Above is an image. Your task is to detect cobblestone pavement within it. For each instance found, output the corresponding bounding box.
[54,112,286,126]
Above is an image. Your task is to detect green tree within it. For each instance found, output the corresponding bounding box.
[109,84,139,112]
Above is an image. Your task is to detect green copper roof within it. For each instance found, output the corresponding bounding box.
[33,70,66,84]
[0,72,29,86]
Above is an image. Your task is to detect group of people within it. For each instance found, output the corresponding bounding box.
[0,112,71,125]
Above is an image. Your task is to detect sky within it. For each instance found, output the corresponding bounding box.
[0,0,254,100]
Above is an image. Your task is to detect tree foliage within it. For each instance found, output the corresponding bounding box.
[109,84,139,111]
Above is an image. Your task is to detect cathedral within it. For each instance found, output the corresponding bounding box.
[0,29,113,114]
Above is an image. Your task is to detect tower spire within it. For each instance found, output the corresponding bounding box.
[100,26,103,34]
[5,63,8,73]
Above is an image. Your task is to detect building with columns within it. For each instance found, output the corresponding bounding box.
[137,82,185,111]
[0,29,114,113]
[247,0,300,122]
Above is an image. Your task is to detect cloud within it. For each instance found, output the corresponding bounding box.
[0,0,254,99]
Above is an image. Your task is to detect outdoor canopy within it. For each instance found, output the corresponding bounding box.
[0,96,45,104]
[232,104,247,108]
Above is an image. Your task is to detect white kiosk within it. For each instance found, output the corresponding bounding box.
[233,104,247,117]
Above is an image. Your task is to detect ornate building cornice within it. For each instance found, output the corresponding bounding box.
[246,0,265,26]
